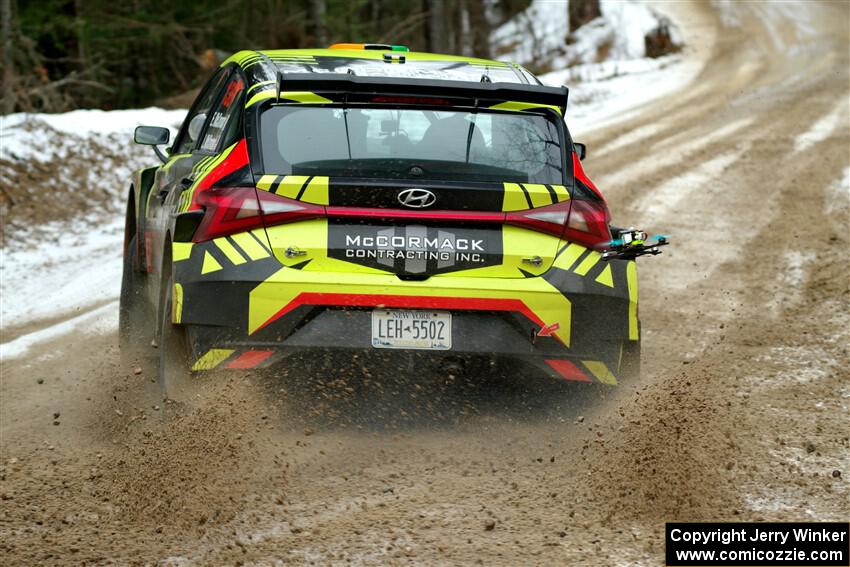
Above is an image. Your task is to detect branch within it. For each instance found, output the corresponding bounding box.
[378,11,429,44]
[27,70,115,95]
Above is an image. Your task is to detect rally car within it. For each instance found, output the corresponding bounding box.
[120,44,665,398]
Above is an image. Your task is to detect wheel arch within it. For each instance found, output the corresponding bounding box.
[154,230,175,339]
[123,185,138,261]
[126,166,159,270]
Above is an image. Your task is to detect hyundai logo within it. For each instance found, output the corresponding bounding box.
[398,188,436,209]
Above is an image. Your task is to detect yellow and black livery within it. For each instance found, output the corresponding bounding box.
[120,45,640,396]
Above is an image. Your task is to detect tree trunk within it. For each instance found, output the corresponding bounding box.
[74,0,86,68]
[1,0,15,114]
[426,0,445,53]
[457,0,472,56]
[309,0,327,46]
[569,0,601,33]
[370,0,381,41]
[466,0,491,59]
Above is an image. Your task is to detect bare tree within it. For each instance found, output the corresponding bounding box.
[1,0,15,114]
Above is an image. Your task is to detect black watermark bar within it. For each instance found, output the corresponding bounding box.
[666,522,849,566]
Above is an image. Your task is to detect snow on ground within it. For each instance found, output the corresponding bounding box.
[525,0,696,135]
[0,108,185,358]
[0,302,118,360]
[825,167,850,237]
[0,218,124,333]
[826,167,850,216]
[492,0,680,69]
[635,151,740,218]
[714,0,821,52]
[794,99,849,153]
[491,0,571,65]
[0,3,701,360]
[543,55,694,135]
[0,108,186,244]
[0,108,185,162]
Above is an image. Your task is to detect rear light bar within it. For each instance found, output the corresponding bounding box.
[192,186,611,250]
[325,206,504,223]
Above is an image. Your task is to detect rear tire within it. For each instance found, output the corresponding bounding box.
[158,278,193,402]
[119,235,154,368]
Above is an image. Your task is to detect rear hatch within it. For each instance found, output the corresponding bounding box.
[255,103,572,279]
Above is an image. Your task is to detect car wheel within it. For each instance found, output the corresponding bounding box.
[119,235,154,368]
[158,277,193,401]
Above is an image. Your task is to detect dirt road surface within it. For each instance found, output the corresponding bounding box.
[1,2,848,565]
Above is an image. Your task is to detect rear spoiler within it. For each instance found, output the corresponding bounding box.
[274,73,568,115]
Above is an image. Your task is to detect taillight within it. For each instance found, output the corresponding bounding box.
[505,200,571,238]
[192,187,324,242]
[563,199,611,249]
[257,190,324,227]
[505,198,611,249]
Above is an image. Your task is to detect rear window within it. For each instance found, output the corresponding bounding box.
[259,106,564,184]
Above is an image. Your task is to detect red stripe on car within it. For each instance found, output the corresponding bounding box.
[572,152,605,203]
[226,349,274,369]
[187,138,250,211]
[256,293,550,338]
[544,359,592,382]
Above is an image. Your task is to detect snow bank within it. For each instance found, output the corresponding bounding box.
[491,0,689,134]
[0,107,185,354]
[492,0,681,69]
[491,0,571,66]
[0,107,185,242]
[0,107,185,162]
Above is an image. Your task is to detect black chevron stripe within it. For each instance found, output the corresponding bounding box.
[295,176,314,200]
[269,175,285,194]
[518,184,534,209]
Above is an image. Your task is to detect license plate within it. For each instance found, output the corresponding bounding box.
[371,310,452,350]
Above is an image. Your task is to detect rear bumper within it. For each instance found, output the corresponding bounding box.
[171,237,639,385]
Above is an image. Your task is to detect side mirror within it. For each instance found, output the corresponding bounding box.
[134,125,170,146]
[574,142,587,161]
[187,113,207,143]
[134,126,170,163]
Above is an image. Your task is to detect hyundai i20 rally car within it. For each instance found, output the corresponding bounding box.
[120,44,662,398]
